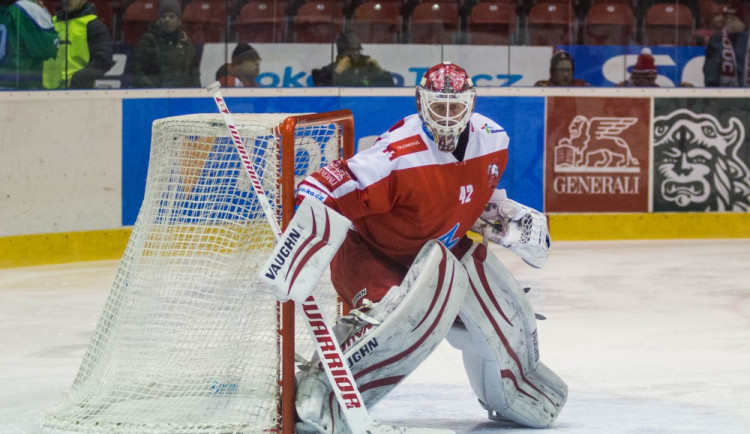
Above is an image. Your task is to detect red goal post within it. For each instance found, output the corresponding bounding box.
[278,110,355,434]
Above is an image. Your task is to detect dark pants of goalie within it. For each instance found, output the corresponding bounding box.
[446,242,567,428]
[295,241,567,432]
[295,240,470,434]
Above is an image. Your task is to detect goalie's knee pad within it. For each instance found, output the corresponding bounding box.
[296,240,469,433]
[446,242,567,428]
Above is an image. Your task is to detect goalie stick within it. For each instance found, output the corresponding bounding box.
[206,82,454,434]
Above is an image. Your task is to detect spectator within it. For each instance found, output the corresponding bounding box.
[618,48,659,87]
[0,0,59,89]
[311,32,394,87]
[704,6,749,87]
[534,50,590,87]
[215,43,262,88]
[131,0,200,88]
[42,0,113,89]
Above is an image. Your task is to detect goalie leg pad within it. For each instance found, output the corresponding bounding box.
[447,242,567,428]
[296,240,469,433]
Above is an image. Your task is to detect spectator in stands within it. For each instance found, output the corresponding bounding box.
[618,48,659,87]
[534,50,590,87]
[131,0,200,88]
[311,32,394,87]
[704,6,749,87]
[0,0,59,89]
[42,0,113,89]
[215,43,262,88]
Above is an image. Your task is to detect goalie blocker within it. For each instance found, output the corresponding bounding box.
[260,198,351,303]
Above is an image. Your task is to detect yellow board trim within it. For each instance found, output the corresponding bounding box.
[549,212,750,240]
[1,212,748,268]
[0,229,131,269]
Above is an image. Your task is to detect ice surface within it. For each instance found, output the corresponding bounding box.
[1,240,748,433]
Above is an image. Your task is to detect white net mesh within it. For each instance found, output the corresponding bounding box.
[41,113,347,433]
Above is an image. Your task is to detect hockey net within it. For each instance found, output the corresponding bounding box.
[41,110,355,433]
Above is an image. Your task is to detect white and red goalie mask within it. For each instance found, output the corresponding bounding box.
[416,62,476,152]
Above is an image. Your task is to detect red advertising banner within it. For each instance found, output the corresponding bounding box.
[545,97,651,212]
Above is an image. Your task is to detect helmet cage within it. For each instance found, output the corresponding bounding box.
[417,86,475,152]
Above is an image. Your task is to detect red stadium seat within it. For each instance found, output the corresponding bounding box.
[526,2,576,46]
[234,1,287,42]
[351,2,401,43]
[182,1,227,43]
[409,2,459,44]
[584,2,635,45]
[467,2,517,45]
[644,3,694,46]
[121,0,158,44]
[293,1,343,43]
[91,0,115,33]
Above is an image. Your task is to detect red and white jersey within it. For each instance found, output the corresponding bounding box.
[297,113,509,267]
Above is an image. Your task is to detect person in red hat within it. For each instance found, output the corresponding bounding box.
[704,5,749,87]
[618,48,659,87]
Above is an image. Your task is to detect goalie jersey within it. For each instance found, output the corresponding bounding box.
[297,113,509,306]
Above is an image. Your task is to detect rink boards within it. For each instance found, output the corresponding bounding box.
[1,88,748,267]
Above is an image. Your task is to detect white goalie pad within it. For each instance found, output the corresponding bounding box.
[446,242,567,428]
[259,198,351,303]
[296,240,469,434]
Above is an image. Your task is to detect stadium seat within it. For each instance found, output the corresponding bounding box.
[467,2,517,45]
[91,0,115,33]
[584,2,635,45]
[121,0,158,44]
[526,1,576,46]
[182,1,227,43]
[644,3,694,46]
[351,2,401,43]
[409,2,459,44]
[293,1,344,43]
[234,1,287,42]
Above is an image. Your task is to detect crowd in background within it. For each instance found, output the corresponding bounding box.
[1,0,748,89]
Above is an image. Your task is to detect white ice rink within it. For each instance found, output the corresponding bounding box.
[1,239,749,433]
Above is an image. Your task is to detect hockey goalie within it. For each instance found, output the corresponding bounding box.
[267,62,567,433]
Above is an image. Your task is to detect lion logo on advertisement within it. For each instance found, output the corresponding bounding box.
[555,115,639,172]
[653,109,750,211]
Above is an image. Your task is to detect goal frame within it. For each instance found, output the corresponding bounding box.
[278,110,355,434]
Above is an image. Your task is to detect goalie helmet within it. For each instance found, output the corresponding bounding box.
[416,62,476,152]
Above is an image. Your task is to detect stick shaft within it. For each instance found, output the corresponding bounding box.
[206,83,374,432]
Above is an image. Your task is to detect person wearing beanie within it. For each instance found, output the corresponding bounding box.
[534,50,590,87]
[42,0,114,89]
[311,32,394,87]
[215,43,262,87]
[131,0,201,88]
[618,48,659,87]
[704,5,749,87]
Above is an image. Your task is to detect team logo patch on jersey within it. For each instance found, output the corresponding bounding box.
[383,135,428,161]
[481,123,504,134]
[316,161,351,189]
[487,163,500,190]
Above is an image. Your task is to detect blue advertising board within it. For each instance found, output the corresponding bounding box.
[121,96,546,225]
